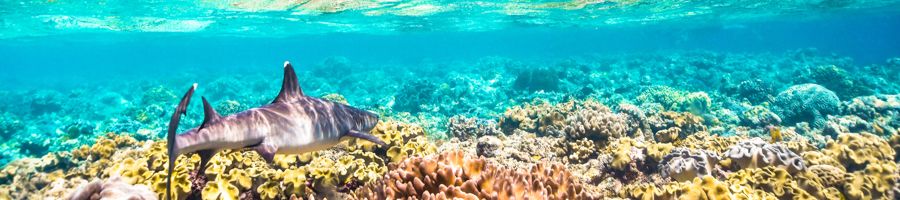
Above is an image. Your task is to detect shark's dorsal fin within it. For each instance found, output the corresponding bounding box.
[200,97,221,129]
[272,61,303,103]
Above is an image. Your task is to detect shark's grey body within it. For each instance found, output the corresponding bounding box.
[165,61,384,200]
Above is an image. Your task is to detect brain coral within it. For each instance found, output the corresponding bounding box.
[723,138,805,173]
[658,148,720,182]
[772,83,840,127]
[354,151,594,199]
[823,133,895,171]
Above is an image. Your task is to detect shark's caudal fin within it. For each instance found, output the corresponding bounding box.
[166,84,196,200]
[272,61,304,103]
[347,130,387,146]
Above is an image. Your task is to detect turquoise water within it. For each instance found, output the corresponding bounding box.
[2,1,900,199]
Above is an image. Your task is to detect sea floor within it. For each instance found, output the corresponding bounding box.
[1,49,899,199]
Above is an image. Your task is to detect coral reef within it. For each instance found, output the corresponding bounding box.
[3,51,900,199]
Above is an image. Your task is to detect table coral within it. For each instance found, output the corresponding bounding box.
[723,138,806,173]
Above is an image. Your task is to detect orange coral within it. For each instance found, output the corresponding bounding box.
[354,151,594,199]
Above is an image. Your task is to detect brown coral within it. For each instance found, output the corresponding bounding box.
[354,151,594,199]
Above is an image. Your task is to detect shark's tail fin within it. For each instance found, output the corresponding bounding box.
[166,83,196,200]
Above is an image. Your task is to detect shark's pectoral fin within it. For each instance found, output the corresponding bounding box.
[272,61,304,103]
[251,142,277,163]
[346,130,387,146]
[197,149,217,172]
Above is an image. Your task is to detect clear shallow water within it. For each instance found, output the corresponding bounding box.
[2,1,900,199]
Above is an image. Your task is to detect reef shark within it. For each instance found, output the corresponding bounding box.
[164,61,386,200]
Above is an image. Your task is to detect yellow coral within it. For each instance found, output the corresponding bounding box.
[843,161,898,200]
[726,167,817,199]
[202,173,239,200]
[607,138,640,171]
[823,133,895,170]
[386,136,437,163]
[621,176,769,200]
[645,142,675,163]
